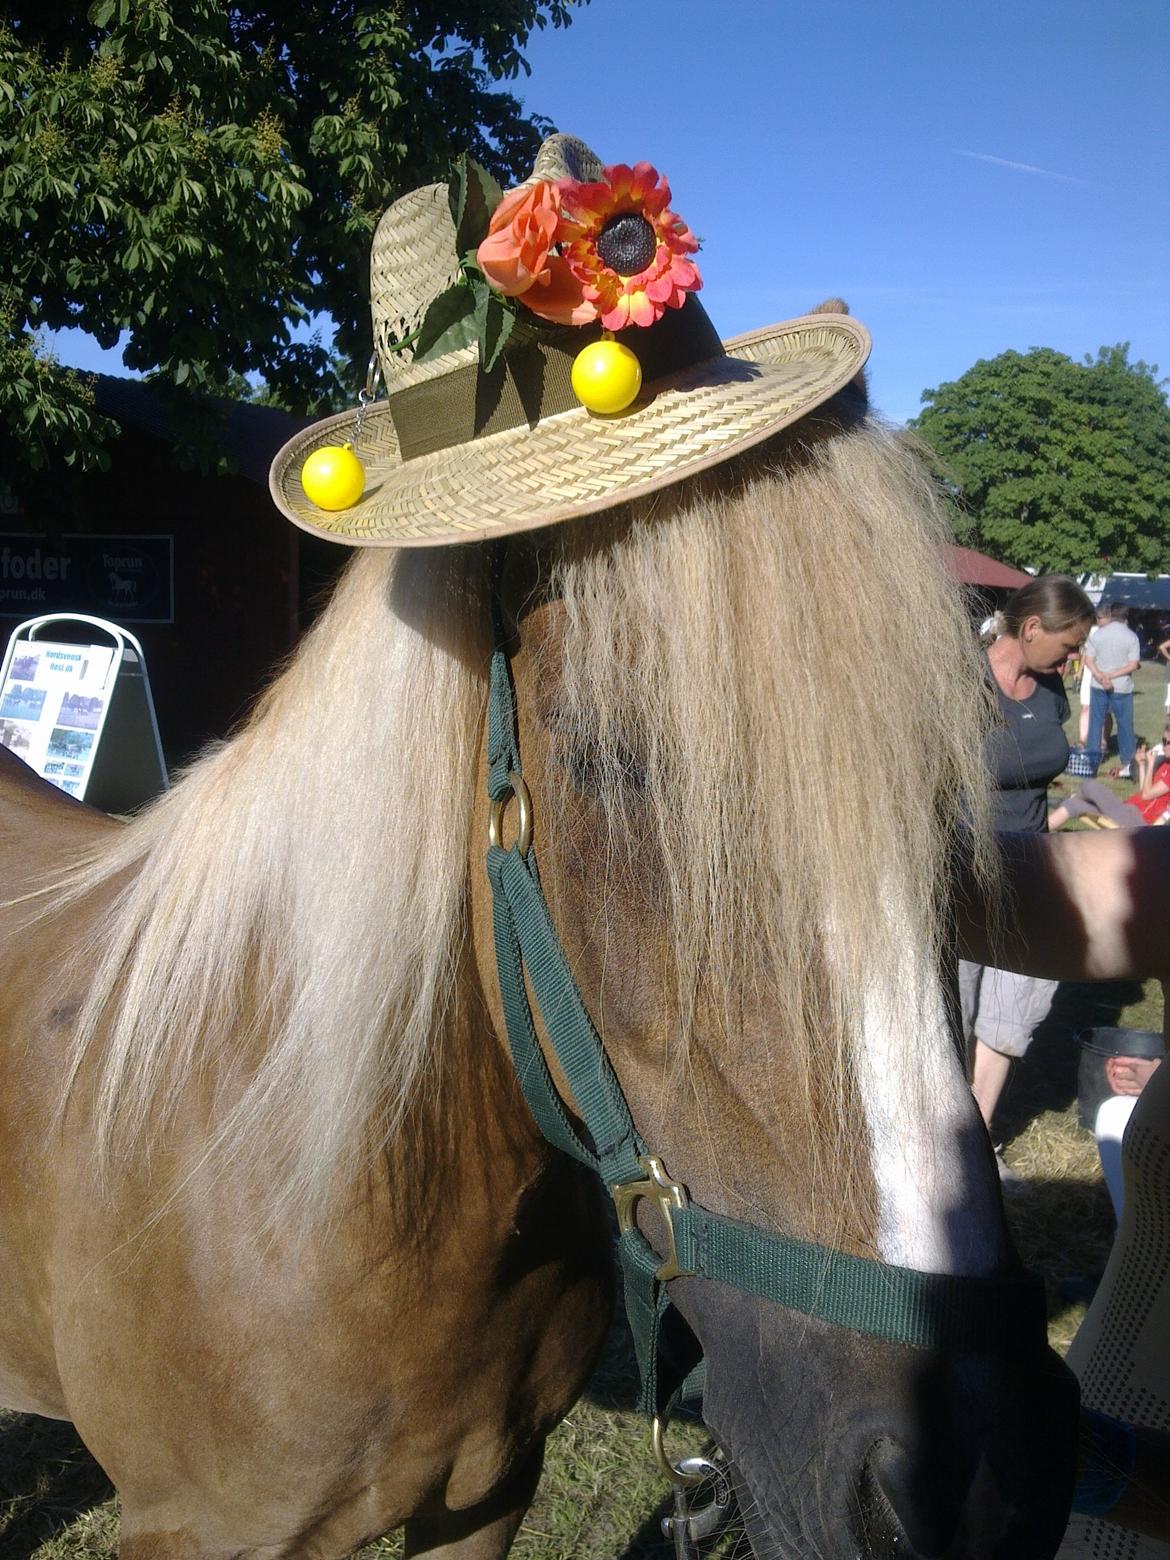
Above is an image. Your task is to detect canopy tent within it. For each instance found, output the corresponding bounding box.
[944,546,1031,588]
[1098,576,1170,611]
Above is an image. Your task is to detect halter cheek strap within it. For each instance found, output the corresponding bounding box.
[484,589,1049,1419]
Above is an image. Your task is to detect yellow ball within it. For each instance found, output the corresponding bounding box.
[300,443,365,510]
[571,339,642,415]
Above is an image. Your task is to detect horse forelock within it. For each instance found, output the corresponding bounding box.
[543,417,1001,1260]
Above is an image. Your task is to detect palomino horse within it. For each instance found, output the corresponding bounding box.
[0,393,1076,1557]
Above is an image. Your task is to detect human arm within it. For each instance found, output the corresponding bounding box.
[1157,635,1170,661]
[955,827,1170,983]
[1082,649,1112,690]
[1113,628,1142,680]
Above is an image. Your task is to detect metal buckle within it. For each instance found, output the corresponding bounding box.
[661,1459,733,1556]
[612,1155,693,1281]
[488,771,532,858]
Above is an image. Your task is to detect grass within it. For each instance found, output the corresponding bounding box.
[2,668,1164,1559]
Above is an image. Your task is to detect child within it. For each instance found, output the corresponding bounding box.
[1049,738,1170,829]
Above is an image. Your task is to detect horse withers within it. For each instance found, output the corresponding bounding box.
[0,406,1076,1556]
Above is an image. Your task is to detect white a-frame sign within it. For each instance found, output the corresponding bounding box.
[0,613,168,813]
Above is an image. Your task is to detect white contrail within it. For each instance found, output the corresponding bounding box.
[953,149,1098,188]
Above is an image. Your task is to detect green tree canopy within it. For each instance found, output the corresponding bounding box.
[910,343,1170,575]
[1,0,581,481]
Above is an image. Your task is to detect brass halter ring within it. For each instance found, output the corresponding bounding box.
[488,771,532,858]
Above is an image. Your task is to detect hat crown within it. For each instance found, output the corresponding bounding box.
[370,184,469,396]
[526,132,604,187]
[370,135,607,397]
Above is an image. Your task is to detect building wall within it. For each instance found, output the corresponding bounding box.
[2,425,305,767]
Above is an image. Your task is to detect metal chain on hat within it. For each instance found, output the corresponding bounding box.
[351,353,383,452]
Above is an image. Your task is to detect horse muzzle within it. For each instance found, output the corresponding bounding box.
[672,1275,1079,1560]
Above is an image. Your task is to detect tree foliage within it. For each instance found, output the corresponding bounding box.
[0,0,581,482]
[910,344,1170,575]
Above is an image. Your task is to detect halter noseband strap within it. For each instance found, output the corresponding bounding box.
[483,583,1048,1419]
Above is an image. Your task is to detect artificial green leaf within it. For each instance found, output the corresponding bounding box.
[470,274,514,373]
[449,154,503,256]
[413,280,478,363]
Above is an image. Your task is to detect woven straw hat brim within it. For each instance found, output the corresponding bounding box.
[269,313,870,548]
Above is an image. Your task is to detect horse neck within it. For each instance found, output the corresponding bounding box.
[383,943,558,1254]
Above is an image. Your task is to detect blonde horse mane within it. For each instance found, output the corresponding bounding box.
[51,412,996,1232]
[53,548,490,1229]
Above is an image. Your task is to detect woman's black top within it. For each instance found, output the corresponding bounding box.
[985,669,1070,833]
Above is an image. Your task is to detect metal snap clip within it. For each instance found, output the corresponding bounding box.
[652,1420,733,1557]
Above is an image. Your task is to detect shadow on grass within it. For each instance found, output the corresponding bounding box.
[1003,1176,1116,1309]
[0,1412,112,1557]
[582,1304,641,1413]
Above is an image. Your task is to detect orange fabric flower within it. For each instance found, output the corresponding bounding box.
[557,162,701,331]
[476,182,593,325]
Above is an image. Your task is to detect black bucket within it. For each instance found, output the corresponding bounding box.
[1077,1026,1166,1129]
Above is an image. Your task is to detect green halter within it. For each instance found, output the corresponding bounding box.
[484,594,1047,1419]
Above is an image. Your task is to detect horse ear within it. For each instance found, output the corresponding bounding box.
[808,298,868,404]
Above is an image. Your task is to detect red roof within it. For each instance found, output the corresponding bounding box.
[944,545,1031,588]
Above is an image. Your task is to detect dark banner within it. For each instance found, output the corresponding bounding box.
[0,534,174,623]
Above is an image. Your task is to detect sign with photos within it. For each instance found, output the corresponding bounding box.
[0,639,116,799]
[0,616,167,812]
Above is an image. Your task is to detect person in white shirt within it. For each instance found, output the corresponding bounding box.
[1077,606,1110,748]
[1083,603,1142,778]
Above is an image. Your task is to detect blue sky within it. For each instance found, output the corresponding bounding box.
[50,0,1169,425]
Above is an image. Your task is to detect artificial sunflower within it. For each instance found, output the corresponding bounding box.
[558,162,702,330]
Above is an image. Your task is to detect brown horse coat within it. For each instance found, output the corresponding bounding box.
[0,747,613,1557]
[0,420,1078,1558]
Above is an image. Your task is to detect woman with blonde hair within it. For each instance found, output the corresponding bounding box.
[961,574,1095,1137]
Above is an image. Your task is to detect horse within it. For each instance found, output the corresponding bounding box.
[0,386,1078,1558]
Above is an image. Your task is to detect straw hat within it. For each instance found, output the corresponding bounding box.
[269,134,871,549]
